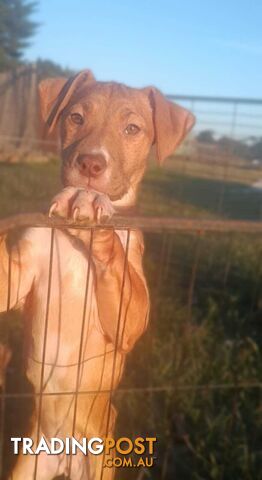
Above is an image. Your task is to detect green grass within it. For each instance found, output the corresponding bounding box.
[116,231,262,480]
[0,160,60,218]
[168,154,261,185]
[139,167,262,220]
[0,157,261,220]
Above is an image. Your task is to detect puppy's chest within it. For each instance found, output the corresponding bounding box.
[26,227,128,333]
[115,229,128,248]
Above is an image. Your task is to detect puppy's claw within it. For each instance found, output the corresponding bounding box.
[96,207,102,223]
[49,202,58,218]
[73,207,80,222]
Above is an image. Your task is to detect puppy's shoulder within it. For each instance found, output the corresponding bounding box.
[7,227,71,259]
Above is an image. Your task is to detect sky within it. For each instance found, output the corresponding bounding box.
[25,0,262,98]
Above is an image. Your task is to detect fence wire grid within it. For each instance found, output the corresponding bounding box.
[0,215,261,479]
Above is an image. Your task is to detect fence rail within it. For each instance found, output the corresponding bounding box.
[168,94,262,105]
[1,382,262,400]
[0,213,261,236]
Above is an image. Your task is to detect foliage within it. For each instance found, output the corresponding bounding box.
[197,129,262,161]
[196,130,216,144]
[116,233,262,479]
[0,0,38,71]
[36,58,75,81]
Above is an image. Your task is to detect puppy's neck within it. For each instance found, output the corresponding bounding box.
[113,205,138,216]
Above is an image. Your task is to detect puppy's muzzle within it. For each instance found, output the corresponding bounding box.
[77,153,107,178]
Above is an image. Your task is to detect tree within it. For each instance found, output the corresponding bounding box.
[36,58,75,81]
[196,130,215,144]
[0,0,38,71]
[250,137,262,160]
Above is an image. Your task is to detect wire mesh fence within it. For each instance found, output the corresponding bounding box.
[0,215,261,479]
[168,95,262,221]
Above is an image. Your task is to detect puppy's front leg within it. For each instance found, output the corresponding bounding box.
[0,233,35,313]
[49,187,149,352]
[91,228,149,352]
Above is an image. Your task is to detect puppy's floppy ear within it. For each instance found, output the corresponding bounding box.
[38,70,95,132]
[145,87,195,165]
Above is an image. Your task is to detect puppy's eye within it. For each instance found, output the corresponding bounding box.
[70,113,84,125]
[124,124,140,135]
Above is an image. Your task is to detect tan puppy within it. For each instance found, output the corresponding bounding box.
[0,70,195,479]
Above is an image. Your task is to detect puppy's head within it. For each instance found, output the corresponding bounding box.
[39,70,195,207]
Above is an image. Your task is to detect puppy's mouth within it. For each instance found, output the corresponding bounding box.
[85,179,129,202]
[62,172,130,202]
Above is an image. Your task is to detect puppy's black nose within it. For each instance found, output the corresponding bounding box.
[77,154,107,178]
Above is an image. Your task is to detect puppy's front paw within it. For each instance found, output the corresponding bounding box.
[93,193,115,223]
[49,187,115,223]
